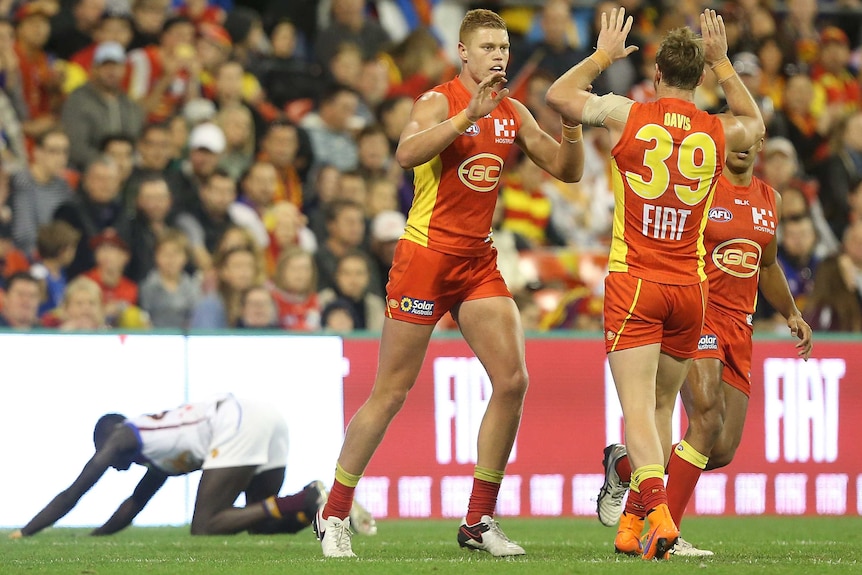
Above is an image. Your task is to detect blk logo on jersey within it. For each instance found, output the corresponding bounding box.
[493,118,515,143]
[709,207,733,222]
[400,296,435,317]
[698,334,718,350]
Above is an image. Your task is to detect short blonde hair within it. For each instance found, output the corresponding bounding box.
[459,9,507,44]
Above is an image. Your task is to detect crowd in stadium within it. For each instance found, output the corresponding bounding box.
[0,0,859,333]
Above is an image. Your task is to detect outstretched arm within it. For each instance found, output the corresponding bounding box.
[545,7,638,130]
[759,192,813,359]
[92,469,168,536]
[702,9,765,152]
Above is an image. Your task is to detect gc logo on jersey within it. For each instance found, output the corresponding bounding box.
[458,153,504,192]
[708,206,733,222]
[400,296,435,317]
[712,238,762,278]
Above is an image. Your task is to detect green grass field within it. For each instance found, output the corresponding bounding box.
[3,517,860,574]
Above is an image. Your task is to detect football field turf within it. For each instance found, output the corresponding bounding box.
[3,517,860,574]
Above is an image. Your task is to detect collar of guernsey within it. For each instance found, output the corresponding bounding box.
[608,97,726,285]
[402,76,521,258]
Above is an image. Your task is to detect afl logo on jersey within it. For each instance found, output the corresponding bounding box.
[464,123,480,136]
[708,207,733,222]
[458,153,504,192]
[712,238,762,278]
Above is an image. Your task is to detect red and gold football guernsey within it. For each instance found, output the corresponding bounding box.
[403,78,522,257]
[609,98,726,284]
[704,174,777,316]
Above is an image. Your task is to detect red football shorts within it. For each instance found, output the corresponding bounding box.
[695,305,753,397]
[384,240,512,325]
[603,272,707,358]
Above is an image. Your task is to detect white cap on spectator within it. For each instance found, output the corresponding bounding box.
[183,98,217,125]
[764,137,797,160]
[371,210,407,242]
[188,123,226,154]
[732,52,760,76]
[93,42,126,65]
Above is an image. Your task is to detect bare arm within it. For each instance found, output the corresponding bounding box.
[510,98,583,183]
[395,71,510,169]
[545,8,638,146]
[758,191,813,359]
[18,426,139,536]
[92,469,168,535]
[702,10,765,153]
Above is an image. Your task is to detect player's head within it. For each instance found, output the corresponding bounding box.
[726,134,764,175]
[655,27,705,91]
[458,9,509,76]
[93,413,126,451]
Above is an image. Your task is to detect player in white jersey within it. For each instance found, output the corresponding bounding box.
[12,395,332,537]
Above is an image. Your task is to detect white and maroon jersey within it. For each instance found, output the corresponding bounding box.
[125,395,231,475]
[704,174,778,317]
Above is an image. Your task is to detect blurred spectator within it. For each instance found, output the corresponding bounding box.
[767,73,831,174]
[10,128,73,257]
[0,220,30,280]
[320,296,356,332]
[139,228,200,328]
[263,202,317,277]
[238,160,277,216]
[0,16,27,121]
[817,111,862,241]
[627,41,657,104]
[325,40,362,90]
[733,51,775,126]
[356,55,390,118]
[50,275,107,330]
[366,177,398,220]
[257,119,304,207]
[491,194,530,296]
[586,0,637,96]
[124,173,181,282]
[215,103,254,180]
[129,0,170,50]
[14,1,64,137]
[0,81,27,172]
[30,220,80,315]
[66,6,135,87]
[778,0,820,68]
[509,0,585,81]
[375,94,411,151]
[299,83,360,174]
[100,133,135,190]
[176,121,226,212]
[805,220,862,332]
[754,213,821,332]
[198,24,257,100]
[82,227,141,326]
[62,41,144,171]
[368,209,403,296]
[386,28,452,100]
[236,284,278,328]
[177,0,226,27]
[190,244,258,328]
[252,17,322,112]
[122,122,183,214]
[47,0,105,60]
[356,123,397,183]
[313,0,390,66]
[498,154,566,248]
[811,26,859,115]
[127,15,199,123]
[223,6,266,71]
[53,155,126,278]
[318,250,384,331]
[755,35,788,113]
[210,59,270,145]
[270,246,321,331]
[314,198,371,292]
[0,271,40,328]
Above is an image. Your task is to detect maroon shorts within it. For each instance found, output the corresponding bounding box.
[603,272,707,358]
[384,240,512,325]
[696,305,753,396]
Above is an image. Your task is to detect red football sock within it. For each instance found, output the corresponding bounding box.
[638,476,667,514]
[624,485,646,518]
[616,454,632,483]
[322,480,354,521]
[666,447,705,527]
[465,477,501,525]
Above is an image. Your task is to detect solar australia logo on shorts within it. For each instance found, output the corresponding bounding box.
[400,296,435,317]
[709,207,733,222]
[698,334,718,350]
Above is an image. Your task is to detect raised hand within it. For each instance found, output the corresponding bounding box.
[465,71,510,122]
[788,314,813,361]
[701,9,728,66]
[596,7,639,63]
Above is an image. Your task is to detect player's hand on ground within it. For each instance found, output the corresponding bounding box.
[466,71,509,122]
[596,7,638,62]
[701,9,728,65]
[9,529,24,539]
[787,314,813,360]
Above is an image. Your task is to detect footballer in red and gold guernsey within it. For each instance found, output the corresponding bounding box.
[546,8,766,559]
[314,8,585,559]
